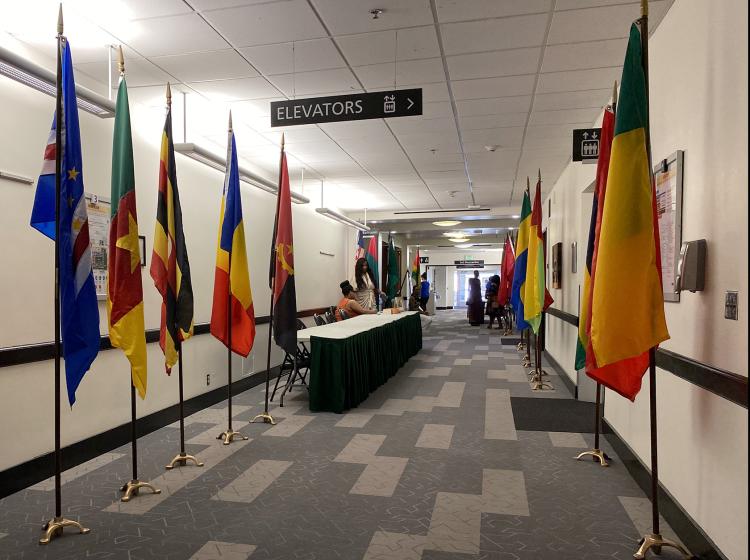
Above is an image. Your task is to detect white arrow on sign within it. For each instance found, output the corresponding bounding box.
[407,98,414,110]
[582,132,589,139]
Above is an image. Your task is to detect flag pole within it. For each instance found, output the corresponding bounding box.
[251,134,286,424]
[633,2,690,558]
[40,5,91,544]
[113,46,160,502]
[531,170,552,391]
[218,111,250,443]
[166,83,203,469]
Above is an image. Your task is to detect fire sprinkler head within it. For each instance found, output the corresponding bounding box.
[484,145,498,152]
[369,8,384,19]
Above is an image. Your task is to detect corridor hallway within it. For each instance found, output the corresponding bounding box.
[0,311,688,559]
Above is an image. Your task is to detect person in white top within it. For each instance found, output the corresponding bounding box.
[352,257,379,310]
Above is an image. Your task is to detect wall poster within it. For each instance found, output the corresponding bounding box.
[86,194,110,300]
[654,150,684,303]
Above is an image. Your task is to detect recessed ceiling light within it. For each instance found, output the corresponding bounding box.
[448,237,469,243]
[433,220,462,227]
[455,243,473,249]
[511,214,520,219]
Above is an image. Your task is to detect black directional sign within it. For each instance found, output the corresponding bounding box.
[270,88,423,127]
[572,127,602,163]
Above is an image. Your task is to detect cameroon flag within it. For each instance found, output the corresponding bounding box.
[151,86,194,373]
[588,23,669,400]
[510,191,531,330]
[108,77,147,398]
[523,178,553,333]
[575,106,615,370]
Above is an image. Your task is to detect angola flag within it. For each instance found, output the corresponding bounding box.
[150,87,194,373]
[510,191,531,330]
[523,178,553,334]
[210,119,256,357]
[108,76,147,398]
[366,234,379,289]
[498,234,515,306]
[575,107,615,371]
[271,141,297,355]
[411,247,420,288]
[588,22,669,400]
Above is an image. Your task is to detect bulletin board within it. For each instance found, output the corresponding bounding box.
[85,194,110,300]
[654,150,684,303]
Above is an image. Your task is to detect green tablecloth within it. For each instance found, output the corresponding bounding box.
[309,313,422,413]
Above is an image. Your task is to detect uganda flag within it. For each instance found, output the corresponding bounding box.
[575,106,615,371]
[210,115,256,357]
[108,76,147,398]
[151,85,194,373]
[523,178,553,334]
[510,190,531,330]
[588,23,669,400]
[271,139,297,355]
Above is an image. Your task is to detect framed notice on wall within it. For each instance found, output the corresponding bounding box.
[654,150,684,303]
[86,194,110,300]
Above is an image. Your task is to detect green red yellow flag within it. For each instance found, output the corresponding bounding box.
[108,76,147,398]
[523,177,553,333]
[588,22,669,400]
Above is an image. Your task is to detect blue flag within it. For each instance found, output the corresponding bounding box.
[510,191,532,331]
[30,39,100,405]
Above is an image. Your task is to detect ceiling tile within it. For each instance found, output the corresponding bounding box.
[123,0,193,18]
[436,0,551,22]
[354,58,445,89]
[409,82,450,103]
[529,107,600,125]
[319,119,392,141]
[240,38,345,75]
[75,57,172,89]
[422,101,454,118]
[203,0,326,47]
[389,116,456,134]
[112,13,228,57]
[452,74,536,99]
[270,68,360,96]
[459,113,528,129]
[462,127,525,146]
[190,0,289,9]
[440,14,549,54]
[447,48,540,80]
[335,26,440,67]
[311,0,433,35]
[536,67,622,93]
[542,38,627,72]
[152,49,257,82]
[532,89,610,111]
[456,96,532,116]
[188,77,281,101]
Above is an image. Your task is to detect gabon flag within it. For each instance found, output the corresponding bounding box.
[108,70,147,398]
[271,138,297,355]
[210,114,256,357]
[588,23,669,400]
[523,177,553,334]
[151,84,194,373]
[510,189,531,330]
[575,105,615,371]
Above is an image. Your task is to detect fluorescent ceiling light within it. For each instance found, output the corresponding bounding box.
[454,243,473,249]
[316,208,369,232]
[511,214,520,219]
[394,207,491,215]
[0,45,115,118]
[448,237,469,243]
[174,143,309,204]
[432,220,461,227]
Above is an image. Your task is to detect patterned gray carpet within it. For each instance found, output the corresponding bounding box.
[0,311,689,559]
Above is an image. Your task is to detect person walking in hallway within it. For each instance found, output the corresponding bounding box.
[486,274,501,329]
[420,272,430,312]
[467,270,484,326]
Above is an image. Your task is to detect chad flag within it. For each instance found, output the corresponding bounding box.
[108,76,147,398]
[588,23,669,400]
[271,140,297,355]
[510,190,531,330]
[523,178,553,334]
[151,85,194,373]
[210,116,256,357]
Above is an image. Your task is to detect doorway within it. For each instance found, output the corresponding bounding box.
[454,268,500,308]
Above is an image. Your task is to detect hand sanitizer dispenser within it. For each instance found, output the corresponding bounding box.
[675,239,707,293]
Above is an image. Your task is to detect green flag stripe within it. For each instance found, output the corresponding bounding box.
[614,23,648,136]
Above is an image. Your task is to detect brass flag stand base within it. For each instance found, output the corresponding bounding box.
[39,516,90,545]
[634,533,692,559]
[575,448,610,467]
[120,480,161,502]
[165,453,204,470]
[250,412,277,425]
[530,373,554,391]
[217,429,249,445]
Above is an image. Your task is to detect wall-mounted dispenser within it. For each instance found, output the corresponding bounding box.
[674,239,707,293]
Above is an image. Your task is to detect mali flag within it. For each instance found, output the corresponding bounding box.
[575,107,615,371]
[510,191,531,330]
[108,76,147,398]
[151,86,194,373]
[411,247,420,288]
[523,177,553,333]
[271,141,297,355]
[588,23,669,400]
[210,117,256,357]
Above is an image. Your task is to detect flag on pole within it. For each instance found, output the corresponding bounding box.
[151,85,194,373]
[510,191,532,330]
[355,230,366,262]
[30,39,99,406]
[108,72,147,398]
[523,176,553,333]
[498,234,515,306]
[271,139,297,355]
[411,247,420,288]
[588,23,669,400]
[210,117,256,357]
[386,235,399,302]
[575,106,615,371]
[366,234,379,289]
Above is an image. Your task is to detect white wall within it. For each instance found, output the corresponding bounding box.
[542,1,748,558]
[0,72,347,471]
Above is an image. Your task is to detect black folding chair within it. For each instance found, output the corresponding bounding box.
[271,319,312,406]
[339,308,350,320]
[313,313,326,326]
[324,309,336,323]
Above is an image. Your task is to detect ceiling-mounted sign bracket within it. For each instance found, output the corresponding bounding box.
[270,88,423,127]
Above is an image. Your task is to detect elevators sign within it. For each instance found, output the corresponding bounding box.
[455,259,484,269]
[270,89,422,127]
[572,128,602,163]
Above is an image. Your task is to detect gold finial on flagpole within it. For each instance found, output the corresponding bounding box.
[57,3,64,35]
[641,0,648,17]
[117,45,125,76]
[166,82,172,107]
[228,110,233,132]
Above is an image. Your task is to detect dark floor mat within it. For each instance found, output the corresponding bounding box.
[511,397,596,433]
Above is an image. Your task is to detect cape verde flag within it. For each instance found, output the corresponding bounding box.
[30,39,100,405]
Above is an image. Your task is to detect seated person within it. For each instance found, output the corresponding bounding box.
[408,285,428,315]
[335,280,376,321]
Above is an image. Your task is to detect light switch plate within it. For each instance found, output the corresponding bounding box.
[725,291,739,320]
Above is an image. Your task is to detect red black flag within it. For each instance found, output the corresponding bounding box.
[271,140,297,354]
